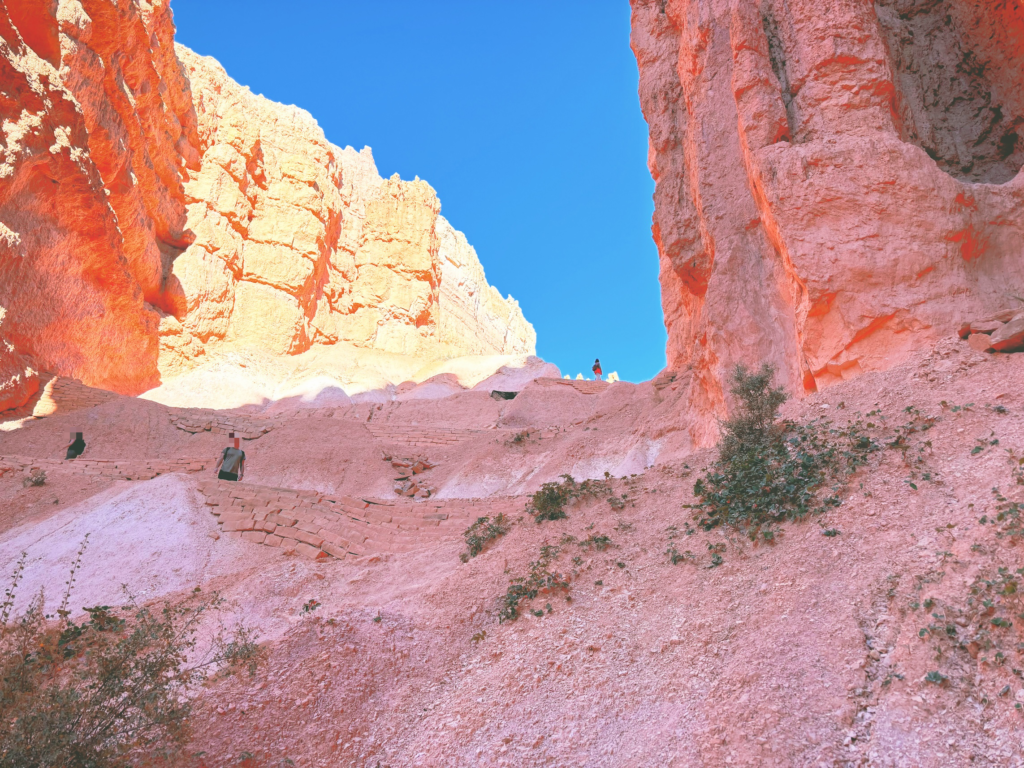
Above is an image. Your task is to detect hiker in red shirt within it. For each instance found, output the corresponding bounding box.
[592,359,602,381]
[214,433,246,482]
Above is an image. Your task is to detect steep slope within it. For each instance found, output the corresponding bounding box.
[631,0,1024,445]
[0,0,534,411]
[2,337,1023,766]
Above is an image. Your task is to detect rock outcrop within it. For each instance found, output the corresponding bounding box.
[0,0,191,404]
[0,0,533,411]
[167,47,534,374]
[631,0,1024,444]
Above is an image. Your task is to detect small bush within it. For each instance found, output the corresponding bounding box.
[460,514,511,561]
[527,474,612,523]
[579,534,612,551]
[0,547,263,768]
[498,544,571,623]
[689,364,879,542]
[22,469,46,488]
[301,599,320,614]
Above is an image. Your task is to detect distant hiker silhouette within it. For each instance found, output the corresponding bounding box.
[215,433,246,482]
[65,431,85,460]
[592,359,602,381]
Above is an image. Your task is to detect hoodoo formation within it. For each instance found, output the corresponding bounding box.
[2,1,1024,766]
[632,0,1024,444]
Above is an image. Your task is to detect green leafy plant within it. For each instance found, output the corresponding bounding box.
[688,364,880,542]
[301,599,320,614]
[498,544,572,623]
[579,534,612,551]
[0,549,264,768]
[526,475,612,523]
[665,525,695,565]
[460,514,511,561]
[912,565,1023,697]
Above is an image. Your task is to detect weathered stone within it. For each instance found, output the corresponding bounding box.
[631,0,1024,444]
[293,542,329,561]
[990,316,1024,352]
[967,333,994,353]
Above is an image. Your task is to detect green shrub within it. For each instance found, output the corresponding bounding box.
[689,364,878,542]
[0,548,263,768]
[527,474,611,523]
[578,534,612,551]
[498,544,571,623]
[460,514,511,561]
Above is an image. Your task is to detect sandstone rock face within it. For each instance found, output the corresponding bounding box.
[631,0,1024,444]
[0,0,193,405]
[0,331,37,412]
[164,46,534,375]
[0,0,533,410]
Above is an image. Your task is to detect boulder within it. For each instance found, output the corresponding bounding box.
[989,316,1024,352]
[967,333,994,353]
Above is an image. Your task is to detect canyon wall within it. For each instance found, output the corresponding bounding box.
[632,0,1024,444]
[166,47,535,375]
[0,0,533,409]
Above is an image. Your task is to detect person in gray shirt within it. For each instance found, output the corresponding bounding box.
[214,433,246,482]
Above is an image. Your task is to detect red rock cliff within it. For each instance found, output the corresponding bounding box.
[0,0,534,410]
[632,0,1024,444]
[0,0,196,403]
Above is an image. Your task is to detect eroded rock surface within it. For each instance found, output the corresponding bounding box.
[0,0,533,411]
[631,0,1024,444]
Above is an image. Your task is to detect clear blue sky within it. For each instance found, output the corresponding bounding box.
[171,0,666,382]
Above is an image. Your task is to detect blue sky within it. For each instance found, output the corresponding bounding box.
[171,0,666,382]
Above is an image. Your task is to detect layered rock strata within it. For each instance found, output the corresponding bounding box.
[631,0,1024,444]
[0,0,533,410]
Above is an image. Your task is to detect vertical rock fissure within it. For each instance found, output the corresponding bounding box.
[760,3,796,143]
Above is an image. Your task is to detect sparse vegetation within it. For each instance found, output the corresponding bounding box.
[914,563,1023,699]
[665,526,695,565]
[688,364,880,543]
[22,469,46,488]
[507,430,531,446]
[0,544,264,768]
[460,514,511,562]
[578,533,612,551]
[301,599,320,614]
[498,544,573,623]
[526,474,612,523]
[979,450,1024,544]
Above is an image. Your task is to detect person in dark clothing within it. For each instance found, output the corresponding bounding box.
[592,359,603,381]
[214,433,246,482]
[66,432,86,460]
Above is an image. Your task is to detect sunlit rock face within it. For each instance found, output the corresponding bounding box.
[0,0,534,410]
[0,0,192,402]
[159,45,536,376]
[631,0,1024,444]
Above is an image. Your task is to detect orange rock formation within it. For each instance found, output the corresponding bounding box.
[631,0,1024,444]
[0,0,533,410]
